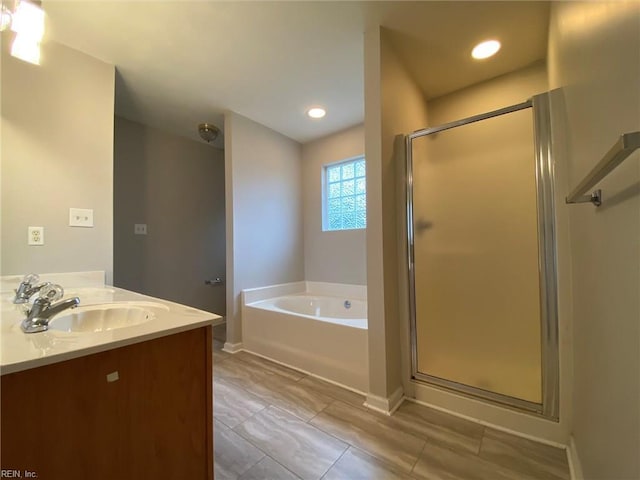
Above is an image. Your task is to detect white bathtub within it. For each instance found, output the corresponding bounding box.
[241,282,369,392]
[256,295,367,329]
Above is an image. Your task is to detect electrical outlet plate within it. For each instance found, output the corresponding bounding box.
[69,208,94,227]
[134,224,147,235]
[28,226,44,245]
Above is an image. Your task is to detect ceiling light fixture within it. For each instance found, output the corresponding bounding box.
[471,40,501,60]
[198,123,220,143]
[0,5,12,31]
[307,107,326,119]
[2,0,46,65]
[11,33,41,64]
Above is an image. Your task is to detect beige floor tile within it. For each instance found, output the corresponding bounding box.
[413,441,525,480]
[238,456,301,480]
[235,351,306,382]
[388,401,484,455]
[214,355,277,389]
[214,420,265,480]
[214,348,231,363]
[323,447,413,480]
[217,357,334,421]
[214,376,268,428]
[243,375,335,421]
[310,400,426,474]
[213,337,231,361]
[479,428,570,480]
[234,406,348,480]
[212,349,569,480]
[297,376,367,410]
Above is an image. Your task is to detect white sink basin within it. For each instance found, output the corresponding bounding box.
[48,302,169,333]
[64,287,116,297]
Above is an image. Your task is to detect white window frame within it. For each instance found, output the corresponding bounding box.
[322,155,366,232]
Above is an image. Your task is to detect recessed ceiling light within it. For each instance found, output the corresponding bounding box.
[307,107,326,119]
[471,40,501,60]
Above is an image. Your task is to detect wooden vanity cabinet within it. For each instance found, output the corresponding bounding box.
[1,326,213,480]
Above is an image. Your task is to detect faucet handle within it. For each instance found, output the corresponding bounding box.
[21,273,40,285]
[13,274,43,304]
[37,284,64,302]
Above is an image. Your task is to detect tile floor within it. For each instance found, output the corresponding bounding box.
[211,327,569,480]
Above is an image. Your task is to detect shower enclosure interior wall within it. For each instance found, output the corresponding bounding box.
[405,92,559,419]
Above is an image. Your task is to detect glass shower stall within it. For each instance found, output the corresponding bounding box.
[405,92,559,419]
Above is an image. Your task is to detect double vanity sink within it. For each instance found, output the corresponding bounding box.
[1,271,220,479]
[1,274,220,374]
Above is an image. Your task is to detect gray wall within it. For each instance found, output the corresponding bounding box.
[113,117,226,315]
[1,41,114,281]
[548,2,640,478]
[224,112,304,346]
[302,124,366,285]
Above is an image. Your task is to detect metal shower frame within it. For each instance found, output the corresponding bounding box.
[404,92,559,420]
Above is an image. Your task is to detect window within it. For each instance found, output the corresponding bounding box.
[323,156,366,231]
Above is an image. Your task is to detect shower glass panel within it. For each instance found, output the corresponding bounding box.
[406,96,558,416]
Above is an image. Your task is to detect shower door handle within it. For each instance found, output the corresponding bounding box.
[415,219,433,232]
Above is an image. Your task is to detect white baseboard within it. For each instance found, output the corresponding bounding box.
[242,347,368,398]
[222,341,243,353]
[364,386,405,415]
[406,397,567,450]
[567,436,584,480]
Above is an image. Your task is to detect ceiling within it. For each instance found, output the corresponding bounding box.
[42,1,550,147]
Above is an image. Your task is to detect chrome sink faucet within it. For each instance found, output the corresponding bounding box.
[20,284,80,333]
[13,273,51,304]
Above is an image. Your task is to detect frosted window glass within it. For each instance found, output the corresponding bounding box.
[342,180,355,196]
[343,213,356,229]
[328,166,340,183]
[323,156,366,231]
[328,215,341,230]
[342,196,355,213]
[342,163,355,180]
[328,198,340,217]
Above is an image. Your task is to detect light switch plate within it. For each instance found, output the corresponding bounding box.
[134,224,147,235]
[69,208,94,227]
[28,226,44,245]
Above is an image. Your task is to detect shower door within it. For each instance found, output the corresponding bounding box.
[406,94,559,418]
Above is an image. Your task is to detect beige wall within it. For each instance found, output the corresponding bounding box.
[1,40,115,282]
[302,124,366,285]
[224,112,304,346]
[113,117,226,314]
[428,62,547,124]
[549,2,640,477]
[364,27,430,403]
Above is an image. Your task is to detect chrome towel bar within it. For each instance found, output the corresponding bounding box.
[566,131,640,206]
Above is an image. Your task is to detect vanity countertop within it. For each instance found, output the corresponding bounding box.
[1,284,221,375]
